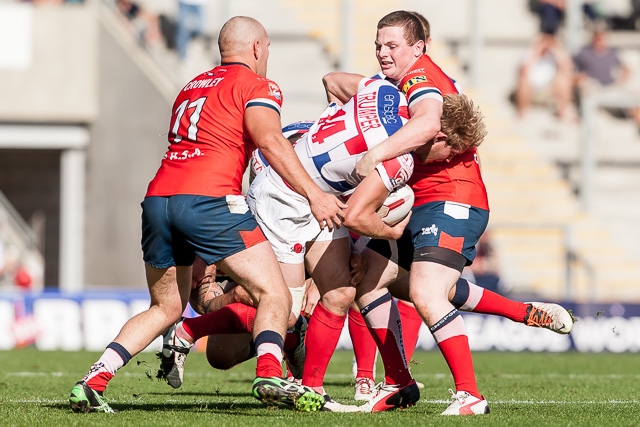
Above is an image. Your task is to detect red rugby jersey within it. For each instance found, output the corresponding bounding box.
[146,63,284,198]
[398,55,489,210]
[408,148,488,209]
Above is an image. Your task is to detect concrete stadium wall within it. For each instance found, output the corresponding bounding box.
[0,3,98,123]
[84,25,171,289]
[0,3,172,289]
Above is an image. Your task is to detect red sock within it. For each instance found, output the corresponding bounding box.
[255,331,284,378]
[431,310,480,398]
[182,303,256,340]
[362,295,412,386]
[397,301,422,364]
[473,289,529,322]
[83,346,129,392]
[348,307,376,380]
[456,279,528,322]
[302,302,346,390]
[256,353,282,378]
[85,371,113,393]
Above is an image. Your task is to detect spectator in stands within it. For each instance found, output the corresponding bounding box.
[515,33,576,122]
[529,0,598,35]
[604,0,640,30]
[534,0,566,35]
[116,0,163,48]
[13,262,32,290]
[20,0,86,4]
[117,0,140,21]
[175,0,209,62]
[573,25,640,131]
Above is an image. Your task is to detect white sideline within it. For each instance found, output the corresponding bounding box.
[7,398,640,405]
[6,371,640,380]
[424,399,640,405]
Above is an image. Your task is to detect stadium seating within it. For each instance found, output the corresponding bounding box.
[2,0,640,302]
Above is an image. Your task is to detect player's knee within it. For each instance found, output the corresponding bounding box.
[256,287,292,312]
[408,288,428,308]
[150,300,185,329]
[322,285,356,313]
[250,281,292,304]
[206,353,236,370]
[409,281,451,308]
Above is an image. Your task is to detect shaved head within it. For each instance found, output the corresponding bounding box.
[218,16,267,58]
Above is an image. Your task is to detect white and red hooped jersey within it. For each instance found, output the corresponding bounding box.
[249,121,315,181]
[265,78,414,197]
[146,62,284,198]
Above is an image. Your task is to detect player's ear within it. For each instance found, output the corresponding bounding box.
[253,39,261,60]
[435,131,448,142]
[424,37,432,53]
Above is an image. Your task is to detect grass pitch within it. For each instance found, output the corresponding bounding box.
[0,348,639,426]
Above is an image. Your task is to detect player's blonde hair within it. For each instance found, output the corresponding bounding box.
[440,94,487,152]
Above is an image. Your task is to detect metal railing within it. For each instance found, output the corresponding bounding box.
[580,90,640,211]
[0,191,40,250]
[0,190,44,289]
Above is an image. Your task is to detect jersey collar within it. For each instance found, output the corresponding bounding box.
[220,62,251,70]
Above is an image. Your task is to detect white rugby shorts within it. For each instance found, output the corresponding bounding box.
[246,170,348,264]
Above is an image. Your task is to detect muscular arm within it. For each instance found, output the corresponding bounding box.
[324,72,443,178]
[322,71,365,104]
[342,171,410,240]
[355,98,442,177]
[245,106,346,229]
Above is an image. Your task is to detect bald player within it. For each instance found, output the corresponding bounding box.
[68,16,340,413]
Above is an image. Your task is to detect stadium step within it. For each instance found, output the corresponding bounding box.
[477,105,640,303]
[131,0,640,304]
[283,0,403,74]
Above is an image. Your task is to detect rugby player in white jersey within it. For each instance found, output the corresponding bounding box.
[161,77,415,412]
[159,79,485,412]
[250,77,417,412]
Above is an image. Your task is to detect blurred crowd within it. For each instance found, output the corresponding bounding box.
[112,0,211,66]
[16,0,213,68]
[20,0,640,134]
[107,0,640,133]
[13,0,640,295]
[515,0,640,131]
[17,0,86,3]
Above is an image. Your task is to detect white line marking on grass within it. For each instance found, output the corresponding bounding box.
[497,374,640,380]
[4,372,157,378]
[5,372,639,381]
[5,398,640,405]
[328,373,640,381]
[5,372,65,377]
[424,399,640,405]
[4,399,67,404]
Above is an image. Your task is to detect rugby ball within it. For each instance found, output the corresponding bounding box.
[376,184,414,225]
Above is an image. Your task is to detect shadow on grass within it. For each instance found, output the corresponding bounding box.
[145,390,250,398]
[322,380,357,387]
[178,377,356,389]
[46,400,305,416]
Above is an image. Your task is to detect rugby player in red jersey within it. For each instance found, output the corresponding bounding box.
[68,16,344,413]
[323,10,573,415]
